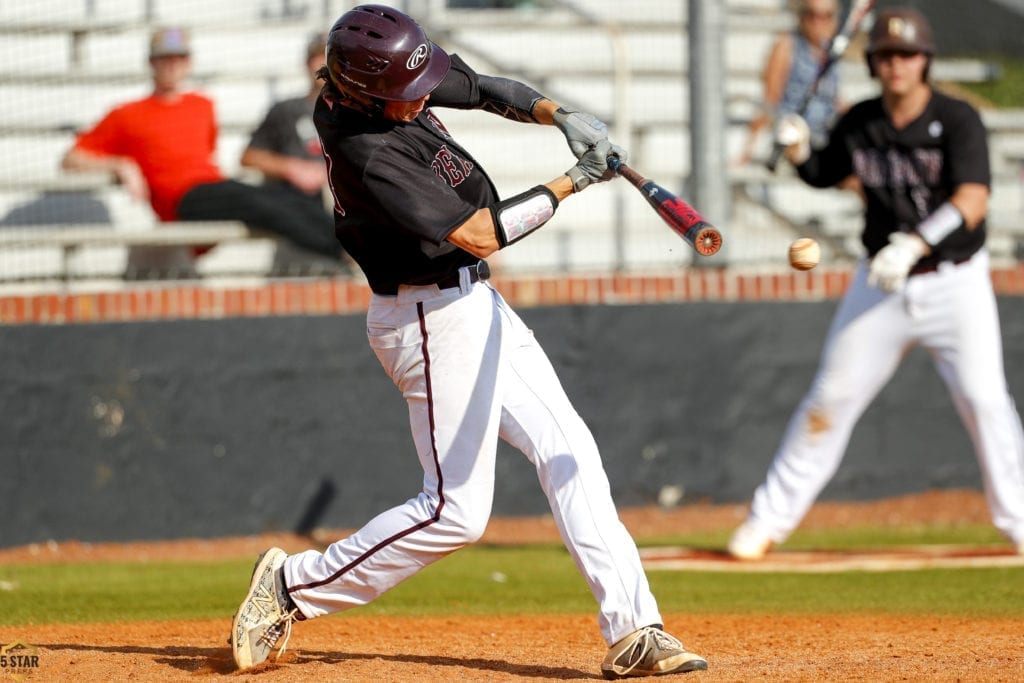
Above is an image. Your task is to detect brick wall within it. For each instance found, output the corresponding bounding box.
[6,264,1024,325]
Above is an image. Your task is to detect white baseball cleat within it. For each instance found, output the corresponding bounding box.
[601,626,707,679]
[727,520,773,561]
[230,547,300,669]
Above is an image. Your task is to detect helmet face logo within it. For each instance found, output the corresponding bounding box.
[887,17,915,42]
[406,43,429,70]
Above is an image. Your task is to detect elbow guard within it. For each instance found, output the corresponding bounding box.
[490,186,558,248]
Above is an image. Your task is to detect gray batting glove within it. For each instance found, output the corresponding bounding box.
[567,140,623,192]
[553,106,609,159]
[867,232,928,292]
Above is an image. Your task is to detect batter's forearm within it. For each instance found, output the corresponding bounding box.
[448,175,572,257]
[532,98,558,125]
[544,174,574,201]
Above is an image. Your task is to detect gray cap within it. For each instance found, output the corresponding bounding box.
[150,27,191,58]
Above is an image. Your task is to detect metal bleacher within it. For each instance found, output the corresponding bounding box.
[0,0,1022,289]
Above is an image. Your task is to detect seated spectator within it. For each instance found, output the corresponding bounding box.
[61,27,344,274]
[240,32,329,214]
[737,0,842,166]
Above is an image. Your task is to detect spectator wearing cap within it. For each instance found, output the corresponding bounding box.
[61,27,344,273]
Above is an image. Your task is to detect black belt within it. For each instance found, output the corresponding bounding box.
[434,260,490,290]
[908,256,970,276]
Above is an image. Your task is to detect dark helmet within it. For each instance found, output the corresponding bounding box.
[865,8,936,78]
[867,8,936,56]
[325,4,450,102]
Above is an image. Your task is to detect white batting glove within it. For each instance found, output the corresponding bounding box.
[867,232,928,293]
[774,114,811,165]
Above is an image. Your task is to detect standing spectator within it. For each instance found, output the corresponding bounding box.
[61,27,343,275]
[728,7,1024,561]
[737,0,841,165]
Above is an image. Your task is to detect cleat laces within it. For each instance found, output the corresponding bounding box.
[257,608,299,661]
[619,628,683,676]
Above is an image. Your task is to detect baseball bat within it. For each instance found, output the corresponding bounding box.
[766,0,877,171]
[608,157,722,257]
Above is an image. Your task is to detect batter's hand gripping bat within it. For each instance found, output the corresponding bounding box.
[766,0,878,171]
[608,156,722,256]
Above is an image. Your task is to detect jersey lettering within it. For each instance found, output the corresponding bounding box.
[853,148,942,189]
[431,144,474,187]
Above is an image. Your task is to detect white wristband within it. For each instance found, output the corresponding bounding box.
[916,202,964,246]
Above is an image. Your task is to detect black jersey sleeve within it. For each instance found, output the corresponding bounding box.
[362,142,479,247]
[796,105,859,188]
[944,99,991,189]
[429,54,545,122]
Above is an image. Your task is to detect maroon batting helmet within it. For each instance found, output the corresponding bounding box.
[865,8,936,78]
[325,4,451,102]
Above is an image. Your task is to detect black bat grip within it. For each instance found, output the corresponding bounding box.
[766,144,784,173]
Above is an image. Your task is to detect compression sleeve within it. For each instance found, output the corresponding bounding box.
[428,54,545,121]
[477,75,545,123]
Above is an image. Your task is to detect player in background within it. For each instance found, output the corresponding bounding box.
[229,5,708,679]
[728,7,1024,560]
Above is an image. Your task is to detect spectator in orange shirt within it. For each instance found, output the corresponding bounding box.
[61,27,343,273]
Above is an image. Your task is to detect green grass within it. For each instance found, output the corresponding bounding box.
[1,525,1021,626]
[639,522,1007,550]
[956,57,1024,108]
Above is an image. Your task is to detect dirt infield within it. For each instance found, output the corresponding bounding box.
[2,489,1022,681]
[2,614,1022,681]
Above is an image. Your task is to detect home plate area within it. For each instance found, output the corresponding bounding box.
[639,545,1024,572]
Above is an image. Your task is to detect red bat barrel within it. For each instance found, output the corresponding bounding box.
[608,157,722,256]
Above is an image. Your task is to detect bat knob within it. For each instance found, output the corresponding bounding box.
[607,155,622,173]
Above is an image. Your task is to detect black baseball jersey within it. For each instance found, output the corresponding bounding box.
[314,55,502,295]
[797,89,990,266]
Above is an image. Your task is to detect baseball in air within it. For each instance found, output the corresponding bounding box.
[788,237,820,271]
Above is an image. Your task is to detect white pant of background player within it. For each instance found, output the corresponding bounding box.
[743,249,1024,550]
[284,273,662,645]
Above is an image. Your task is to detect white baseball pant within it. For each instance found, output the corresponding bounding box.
[747,250,1024,546]
[283,271,662,645]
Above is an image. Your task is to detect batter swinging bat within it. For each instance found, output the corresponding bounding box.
[608,157,722,256]
[766,0,878,171]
